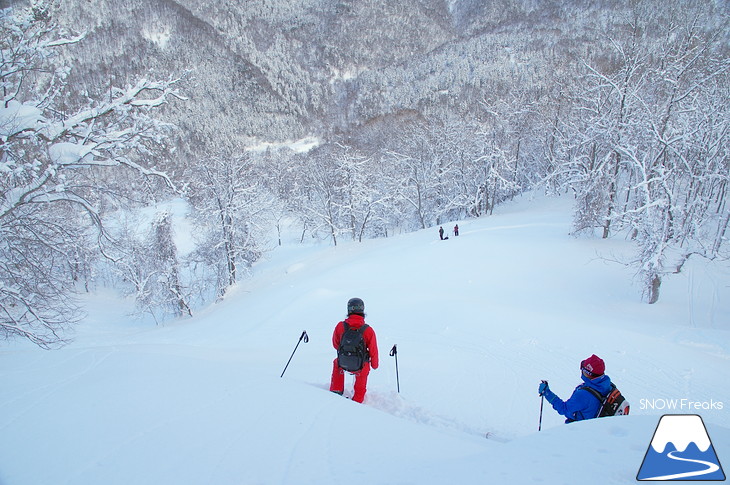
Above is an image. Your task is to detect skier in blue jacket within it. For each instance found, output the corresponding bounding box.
[538,354,613,423]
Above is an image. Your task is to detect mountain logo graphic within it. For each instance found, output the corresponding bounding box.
[637,414,726,481]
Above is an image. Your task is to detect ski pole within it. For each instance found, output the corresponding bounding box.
[280,330,309,378]
[389,344,400,393]
[538,380,547,431]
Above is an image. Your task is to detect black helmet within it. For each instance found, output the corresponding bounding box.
[347,297,365,315]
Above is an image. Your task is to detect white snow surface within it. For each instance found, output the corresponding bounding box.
[0,100,42,137]
[1,193,729,484]
[48,141,95,165]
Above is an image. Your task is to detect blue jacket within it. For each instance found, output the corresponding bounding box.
[544,374,613,423]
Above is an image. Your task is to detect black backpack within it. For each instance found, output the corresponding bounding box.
[337,322,369,372]
[581,383,630,418]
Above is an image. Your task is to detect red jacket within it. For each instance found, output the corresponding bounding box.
[332,314,379,369]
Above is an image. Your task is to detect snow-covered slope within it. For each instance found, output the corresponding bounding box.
[1,193,728,484]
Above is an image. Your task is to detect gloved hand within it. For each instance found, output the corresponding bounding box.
[538,380,549,396]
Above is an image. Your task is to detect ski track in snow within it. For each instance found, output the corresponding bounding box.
[364,390,508,442]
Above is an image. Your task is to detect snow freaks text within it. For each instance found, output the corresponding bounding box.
[640,399,724,411]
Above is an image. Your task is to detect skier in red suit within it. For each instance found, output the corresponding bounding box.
[329,297,379,403]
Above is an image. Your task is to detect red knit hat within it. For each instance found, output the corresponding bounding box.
[581,354,605,377]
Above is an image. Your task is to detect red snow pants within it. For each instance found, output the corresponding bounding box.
[329,358,371,403]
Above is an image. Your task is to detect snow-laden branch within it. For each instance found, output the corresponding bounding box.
[45,32,86,48]
[41,77,186,141]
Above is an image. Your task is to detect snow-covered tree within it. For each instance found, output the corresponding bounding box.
[384,121,455,230]
[0,7,182,346]
[297,145,347,245]
[184,153,276,296]
[329,142,392,241]
[559,3,729,303]
[619,14,729,302]
[115,211,192,321]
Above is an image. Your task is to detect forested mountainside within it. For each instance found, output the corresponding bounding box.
[8,1,724,154]
[22,0,699,149]
[2,0,728,347]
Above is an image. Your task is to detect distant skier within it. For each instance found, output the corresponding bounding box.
[453,224,459,237]
[538,354,614,423]
[439,226,444,240]
[330,297,379,403]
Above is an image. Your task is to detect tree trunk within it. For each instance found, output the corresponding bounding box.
[602,151,621,239]
[647,274,661,304]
